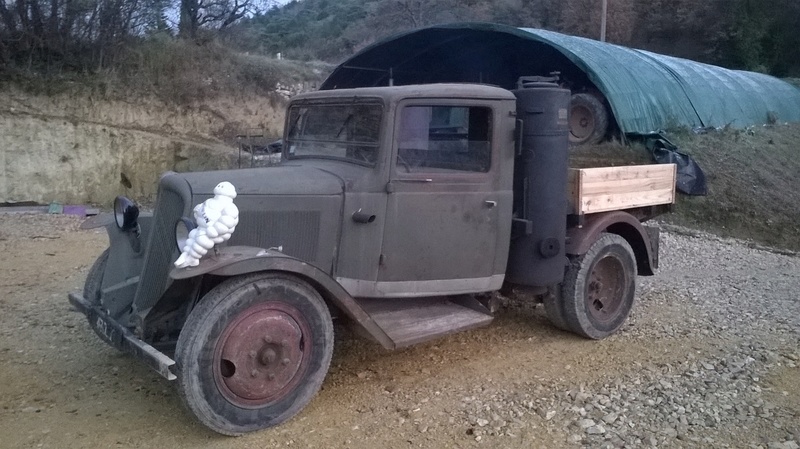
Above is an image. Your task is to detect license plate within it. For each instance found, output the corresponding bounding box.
[92,312,123,346]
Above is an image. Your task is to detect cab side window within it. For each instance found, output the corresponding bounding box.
[397,106,491,173]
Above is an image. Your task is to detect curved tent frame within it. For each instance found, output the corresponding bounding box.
[321,22,800,135]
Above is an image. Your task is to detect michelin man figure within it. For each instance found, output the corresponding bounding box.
[174,181,240,268]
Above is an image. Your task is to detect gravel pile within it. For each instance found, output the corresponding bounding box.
[450,229,800,448]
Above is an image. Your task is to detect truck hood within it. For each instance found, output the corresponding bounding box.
[174,164,345,274]
[179,165,345,196]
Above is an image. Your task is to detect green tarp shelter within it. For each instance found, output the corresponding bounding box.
[321,22,800,135]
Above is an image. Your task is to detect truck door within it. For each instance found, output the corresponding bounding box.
[377,101,512,296]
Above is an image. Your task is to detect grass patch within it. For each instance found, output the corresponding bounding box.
[666,124,800,251]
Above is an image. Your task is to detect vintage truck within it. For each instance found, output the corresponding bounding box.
[68,79,675,435]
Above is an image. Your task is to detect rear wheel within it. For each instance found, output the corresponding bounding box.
[561,233,636,339]
[175,273,334,435]
[569,93,609,146]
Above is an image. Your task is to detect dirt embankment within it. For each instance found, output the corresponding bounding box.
[0,88,288,206]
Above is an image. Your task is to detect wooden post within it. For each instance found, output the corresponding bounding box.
[600,0,608,42]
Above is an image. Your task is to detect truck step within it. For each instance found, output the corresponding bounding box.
[354,296,494,349]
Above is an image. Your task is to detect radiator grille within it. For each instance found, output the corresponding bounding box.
[229,211,320,262]
[133,186,185,312]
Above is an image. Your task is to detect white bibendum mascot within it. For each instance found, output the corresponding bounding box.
[174,181,240,268]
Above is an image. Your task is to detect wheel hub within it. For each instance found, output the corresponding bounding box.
[214,302,307,407]
[587,255,625,324]
[570,105,595,140]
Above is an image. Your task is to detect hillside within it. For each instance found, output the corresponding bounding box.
[228,0,800,77]
[0,48,331,205]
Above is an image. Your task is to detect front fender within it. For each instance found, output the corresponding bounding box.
[171,246,298,281]
[566,212,659,276]
[170,246,394,349]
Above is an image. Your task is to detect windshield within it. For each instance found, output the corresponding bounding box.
[285,102,383,165]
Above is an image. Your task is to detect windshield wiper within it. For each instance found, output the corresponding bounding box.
[335,113,354,138]
[287,111,304,137]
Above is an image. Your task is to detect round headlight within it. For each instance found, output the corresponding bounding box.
[114,196,139,231]
[175,217,195,251]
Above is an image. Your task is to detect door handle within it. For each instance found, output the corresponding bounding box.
[352,209,376,223]
[484,200,497,209]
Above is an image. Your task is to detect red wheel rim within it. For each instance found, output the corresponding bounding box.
[586,255,625,324]
[213,301,310,408]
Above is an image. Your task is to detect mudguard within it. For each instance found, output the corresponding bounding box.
[565,211,659,276]
[170,246,394,348]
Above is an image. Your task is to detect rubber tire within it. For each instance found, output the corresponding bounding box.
[561,233,636,339]
[542,287,569,331]
[569,93,609,146]
[175,273,334,436]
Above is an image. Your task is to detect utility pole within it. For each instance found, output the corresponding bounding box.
[600,0,608,42]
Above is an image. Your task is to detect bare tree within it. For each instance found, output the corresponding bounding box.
[179,0,268,38]
[0,0,169,70]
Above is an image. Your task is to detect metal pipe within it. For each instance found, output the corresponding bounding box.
[600,0,608,42]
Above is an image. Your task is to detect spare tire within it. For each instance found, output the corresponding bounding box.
[569,93,609,146]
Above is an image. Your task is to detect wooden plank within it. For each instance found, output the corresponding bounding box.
[568,164,676,215]
[577,164,675,182]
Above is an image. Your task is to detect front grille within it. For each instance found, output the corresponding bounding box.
[133,184,186,313]
[229,211,320,263]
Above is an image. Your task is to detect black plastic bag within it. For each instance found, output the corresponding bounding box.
[644,135,708,196]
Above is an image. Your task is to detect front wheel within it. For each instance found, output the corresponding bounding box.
[82,249,121,349]
[175,273,334,435]
[83,248,109,305]
[561,233,636,339]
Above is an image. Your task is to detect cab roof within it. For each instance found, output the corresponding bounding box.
[291,83,516,104]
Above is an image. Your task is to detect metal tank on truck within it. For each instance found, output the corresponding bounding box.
[506,76,570,287]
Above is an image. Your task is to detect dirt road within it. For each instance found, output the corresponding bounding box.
[0,214,798,448]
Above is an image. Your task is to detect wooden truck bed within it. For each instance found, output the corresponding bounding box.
[567,164,677,215]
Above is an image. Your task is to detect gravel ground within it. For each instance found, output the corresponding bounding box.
[481,228,800,449]
[409,228,800,449]
[0,214,798,448]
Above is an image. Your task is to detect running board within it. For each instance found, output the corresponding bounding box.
[353,296,494,349]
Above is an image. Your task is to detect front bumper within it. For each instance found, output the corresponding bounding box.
[68,292,177,381]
